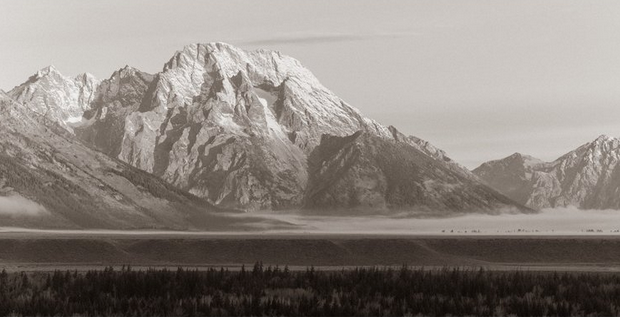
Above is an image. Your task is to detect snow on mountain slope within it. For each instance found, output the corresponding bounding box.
[8,65,99,130]
[474,135,620,210]
[8,42,525,213]
[76,66,155,157]
[0,91,253,229]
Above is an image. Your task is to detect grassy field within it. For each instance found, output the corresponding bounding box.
[2,233,620,272]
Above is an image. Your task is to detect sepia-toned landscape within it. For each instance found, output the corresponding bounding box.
[3,1,620,316]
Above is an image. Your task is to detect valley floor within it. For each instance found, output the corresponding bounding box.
[2,232,620,272]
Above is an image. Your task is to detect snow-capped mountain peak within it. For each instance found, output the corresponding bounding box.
[5,42,524,213]
[109,65,141,79]
[475,135,620,210]
[163,43,320,87]
[35,65,62,79]
[594,134,615,142]
[8,66,100,129]
[590,134,620,152]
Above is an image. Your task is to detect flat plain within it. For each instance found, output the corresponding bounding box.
[3,232,620,272]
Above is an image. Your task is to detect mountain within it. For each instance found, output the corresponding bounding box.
[473,135,620,210]
[7,42,525,213]
[306,131,521,213]
[0,91,265,230]
[8,65,99,131]
[76,66,155,158]
[472,153,546,205]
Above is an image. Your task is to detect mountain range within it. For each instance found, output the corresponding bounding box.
[1,42,531,228]
[0,90,251,230]
[474,135,620,210]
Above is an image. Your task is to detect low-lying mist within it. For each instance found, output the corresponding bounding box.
[3,206,620,236]
[0,195,47,217]
[244,207,620,235]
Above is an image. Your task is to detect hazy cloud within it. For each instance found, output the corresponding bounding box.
[233,32,416,47]
[245,208,620,235]
[0,195,48,217]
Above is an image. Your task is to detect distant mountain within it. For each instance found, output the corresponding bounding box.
[0,91,254,229]
[8,65,99,131]
[7,42,525,214]
[474,135,620,210]
[306,131,521,213]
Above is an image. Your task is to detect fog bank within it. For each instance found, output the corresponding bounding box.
[0,195,47,216]
[2,207,620,235]
[246,208,620,235]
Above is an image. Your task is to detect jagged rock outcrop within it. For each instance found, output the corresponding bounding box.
[9,42,525,213]
[76,66,155,157]
[108,43,395,210]
[0,91,242,229]
[474,135,620,210]
[306,131,523,213]
[8,65,99,131]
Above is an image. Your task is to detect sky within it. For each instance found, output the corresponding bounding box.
[2,0,620,168]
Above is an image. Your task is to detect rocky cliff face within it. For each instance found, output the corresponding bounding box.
[8,65,99,131]
[109,43,396,210]
[306,131,521,213]
[474,135,620,210]
[8,42,524,213]
[75,66,155,157]
[0,91,246,229]
[473,153,545,205]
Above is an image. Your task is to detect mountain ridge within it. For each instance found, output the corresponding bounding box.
[0,91,265,229]
[5,42,527,214]
[474,135,620,210]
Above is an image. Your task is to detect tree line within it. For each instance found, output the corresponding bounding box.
[1,263,620,316]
